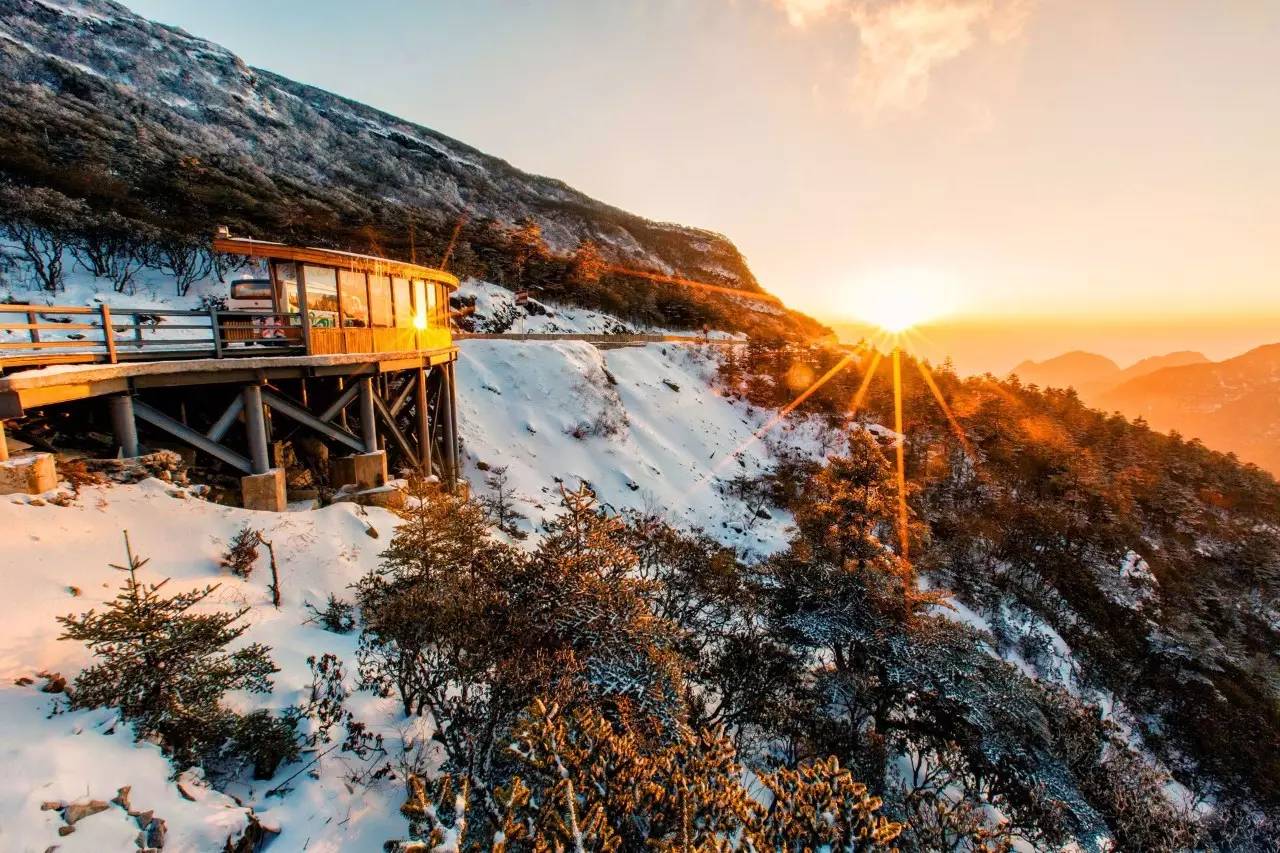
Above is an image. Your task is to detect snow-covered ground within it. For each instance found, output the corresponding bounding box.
[456,279,745,338]
[0,480,414,851]
[0,330,838,849]
[0,266,1178,849]
[456,339,836,560]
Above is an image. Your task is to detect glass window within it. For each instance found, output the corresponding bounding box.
[368,274,393,327]
[302,265,339,327]
[230,280,273,301]
[338,270,369,327]
[434,283,448,324]
[412,279,428,329]
[275,263,299,313]
[392,277,412,327]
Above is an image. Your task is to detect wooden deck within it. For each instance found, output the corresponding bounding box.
[0,346,457,419]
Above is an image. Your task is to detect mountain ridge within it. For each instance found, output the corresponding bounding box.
[0,0,826,338]
[1014,344,1279,475]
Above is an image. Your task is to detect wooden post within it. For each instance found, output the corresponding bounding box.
[359,377,378,453]
[416,366,432,477]
[0,420,9,462]
[242,385,270,474]
[100,304,117,364]
[335,377,349,430]
[26,311,39,345]
[296,263,312,354]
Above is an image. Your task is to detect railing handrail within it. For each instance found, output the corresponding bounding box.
[0,303,222,318]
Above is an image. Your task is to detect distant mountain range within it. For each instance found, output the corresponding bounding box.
[1012,345,1280,475]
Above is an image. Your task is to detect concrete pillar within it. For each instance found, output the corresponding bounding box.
[416,367,432,477]
[108,394,139,458]
[242,385,270,475]
[441,362,459,488]
[359,377,378,453]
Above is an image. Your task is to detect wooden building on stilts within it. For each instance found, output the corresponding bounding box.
[0,235,463,509]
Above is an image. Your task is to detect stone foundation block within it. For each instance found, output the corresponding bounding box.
[241,468,287,512]
[0,452,57,496]
[331,451,387,490]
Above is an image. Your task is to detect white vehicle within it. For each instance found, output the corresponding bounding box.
[226,277,275,312]
[225,276,287,341]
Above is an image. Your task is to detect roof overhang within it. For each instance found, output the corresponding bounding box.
[213,237,460,290]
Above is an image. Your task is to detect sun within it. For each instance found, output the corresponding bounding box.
[850,268,956,335]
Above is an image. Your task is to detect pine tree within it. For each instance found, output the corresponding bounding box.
[570,240,607,284]
[58,532,278,768]
[220,525,261,578]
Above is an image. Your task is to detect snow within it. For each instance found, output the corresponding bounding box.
[458,279,634,335]
[0,331,840,848]
[456,339,833,559]
[0,479,414,851]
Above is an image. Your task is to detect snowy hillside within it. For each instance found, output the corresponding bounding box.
[0,329,1254,849]
[0,336,834,849]
[456,339,833,560]
[0,482,410,851]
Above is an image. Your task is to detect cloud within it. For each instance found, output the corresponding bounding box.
[773,0,843,27]
[772,0,1034,116]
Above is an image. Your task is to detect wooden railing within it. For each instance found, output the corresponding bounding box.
[0,303,455,370]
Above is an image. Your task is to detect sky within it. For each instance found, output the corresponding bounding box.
[123,0,1280,373]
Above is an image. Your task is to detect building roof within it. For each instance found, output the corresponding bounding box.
[212,237,460,289]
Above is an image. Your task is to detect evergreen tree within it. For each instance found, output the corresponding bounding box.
[58,532,278,768]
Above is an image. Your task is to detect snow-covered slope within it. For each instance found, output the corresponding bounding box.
[0,336,839,849]
[456,280,636,335]
[0,480,414,851]
[457,339,835,560]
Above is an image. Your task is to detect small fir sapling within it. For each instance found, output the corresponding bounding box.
[304,594,357,634]
[221,525,262,578]
[57,531,278,769]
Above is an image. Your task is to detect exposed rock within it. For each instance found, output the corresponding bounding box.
[81,451,188,486]
[112,785,131,811]
[63,799,109,824]
[38,671,66,694]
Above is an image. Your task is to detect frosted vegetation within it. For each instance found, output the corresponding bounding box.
[3,320,1276,849]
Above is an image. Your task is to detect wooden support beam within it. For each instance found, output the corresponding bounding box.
[260,389,365,453]
[389,375,415,417]
[319,380,361,424]
[416,367,431,476]
[134,400,252,474]
[206,394,245,443]
[372,392,418,468]
[441,362,459,488]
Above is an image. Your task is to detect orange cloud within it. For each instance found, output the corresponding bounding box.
[772,0,1035,116]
